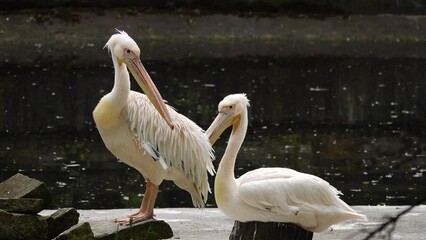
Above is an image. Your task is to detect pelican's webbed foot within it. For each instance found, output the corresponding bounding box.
[114,211,154,225]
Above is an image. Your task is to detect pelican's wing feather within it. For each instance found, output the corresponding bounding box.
[142,142,168,170]
[238,168,351,216]
[125,92,215,203]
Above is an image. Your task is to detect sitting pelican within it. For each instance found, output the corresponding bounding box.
[206,94,367,232]
[93,31,215,225]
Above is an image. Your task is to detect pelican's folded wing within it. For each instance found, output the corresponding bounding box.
[125,91,215,204]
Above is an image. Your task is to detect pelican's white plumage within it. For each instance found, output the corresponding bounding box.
[125,93,215,196]
[206,94,366,232]
[93,31,214,224]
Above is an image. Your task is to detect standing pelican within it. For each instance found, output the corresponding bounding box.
[93,31,215,225]
[206,94,367,232]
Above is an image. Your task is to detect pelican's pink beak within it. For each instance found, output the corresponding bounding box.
[123,49,174,130]
[205,111,239,145]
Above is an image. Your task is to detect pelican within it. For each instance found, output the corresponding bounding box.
[93,31,215,225]
[206,94,367,232]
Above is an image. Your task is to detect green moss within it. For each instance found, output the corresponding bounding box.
[143,226,157,240]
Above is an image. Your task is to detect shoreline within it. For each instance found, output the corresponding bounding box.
[1,11,426,67]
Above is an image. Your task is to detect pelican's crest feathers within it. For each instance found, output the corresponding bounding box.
[221,93,250,108]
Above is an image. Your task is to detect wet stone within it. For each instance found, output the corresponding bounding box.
[53,222,94,240]
[0,173,52,208]
[0,209,49,240]
[0,198,44,214]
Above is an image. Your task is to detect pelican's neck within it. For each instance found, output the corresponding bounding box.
[109,55,130,108]
[217,110,248,182]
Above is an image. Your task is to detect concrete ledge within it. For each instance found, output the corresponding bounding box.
[1,11,426,67]
[40,206,426,240]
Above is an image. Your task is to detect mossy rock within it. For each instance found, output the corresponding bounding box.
[92,219,173,240]
[54,222,95,240]
[0,209,48,240]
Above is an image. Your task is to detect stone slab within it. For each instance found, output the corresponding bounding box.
[0,198,44,214]
[0,173,52,208]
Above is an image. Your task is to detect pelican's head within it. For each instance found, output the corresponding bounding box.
[105,31,174,129]
[105,30,140,64]
[206,94,250,144]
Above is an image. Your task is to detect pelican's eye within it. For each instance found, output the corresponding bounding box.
[126,49,131,53]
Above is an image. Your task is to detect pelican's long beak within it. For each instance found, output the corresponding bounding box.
[206,112,238,145]
[123,50,174,130]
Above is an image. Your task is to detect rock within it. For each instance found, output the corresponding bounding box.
[53,222,94,240]
[91,219,173,240]
[0,175,175,239]
[46,208,80,239]
[0,198,44,214]
[229,221,313,240]
[0,209,48,240]
[0,173,52,208]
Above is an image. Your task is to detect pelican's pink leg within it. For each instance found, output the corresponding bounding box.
[114,179,159,225]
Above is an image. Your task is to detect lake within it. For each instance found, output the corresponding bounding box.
[0,56,425,209]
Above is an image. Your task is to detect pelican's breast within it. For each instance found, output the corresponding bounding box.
[93,95,131,159]
[93,96,122,129]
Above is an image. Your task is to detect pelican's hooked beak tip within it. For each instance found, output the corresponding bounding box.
[170,124,175,130]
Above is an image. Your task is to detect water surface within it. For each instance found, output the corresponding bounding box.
[0,56,425,208]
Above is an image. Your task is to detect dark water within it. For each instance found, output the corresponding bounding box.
[0,56,425,209]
